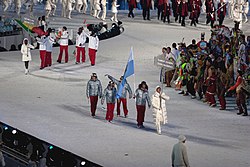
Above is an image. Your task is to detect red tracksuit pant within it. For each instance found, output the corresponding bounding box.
[106,103,115,121]
[206,92,216,105]
[218,96,226,109]
[76,47,86,63]
[45,52,52,67]
[57,45,68,63]
[136,105,146,126]
[90,96,98,116]
[117,98,128,116]
[89,48,96,65]
[40,50,46,68]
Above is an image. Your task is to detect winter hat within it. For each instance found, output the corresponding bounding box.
[155,86,161,90]
[92,73,97,78]
[178,135,186,142]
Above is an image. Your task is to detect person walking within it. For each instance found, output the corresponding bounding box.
[140,0,151,20]
[86,33,99,66]
[189,0,198,26]
[75,27,87,64]
[217,0,226,26]
[86,73,103,117]
[180,0,188,26]
[57,26,69,63]
[106,75,133,117]
[171,135,190,167]
[151,86,170,135]
[100,0,107,20]
[227,70,248,116]
[157,0,164,20]
[162,0,171,23]
[45,29,55,67]
[21,38,35,75]
[134,81,151,128]
[110,0,120,22]
[36,35,47,69]
[128,0,137,18]
[101,81,117,123]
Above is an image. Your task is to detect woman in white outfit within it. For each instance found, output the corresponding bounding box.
[110,0,120,22]
[81,0,88,13]
[21,38,35,75]
[93,0,101,18]
[151,86,170,135]
[67,0,75,19]
[45,0,57,18]
[76,0,83,13]
[100,0,107,20]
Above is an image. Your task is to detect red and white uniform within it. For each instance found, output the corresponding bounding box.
[87,35,99,66]
[37,36,47,69]
[57,30,69,63]
[45,36,55,66]
[76,31,87,63]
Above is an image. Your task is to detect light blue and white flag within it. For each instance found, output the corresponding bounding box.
[116,47,134,99]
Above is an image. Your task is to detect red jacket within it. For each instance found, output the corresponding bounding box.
[229,76,243,91]
[158,0,164,6]
[163,2,171,16]
[206,75,216,94]
[189,2,198,19]
[181,2,188,17]
[141,0,151,8]
[217,2,226,17]
[128,0,137,8]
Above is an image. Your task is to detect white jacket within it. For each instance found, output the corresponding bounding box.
[76,0,83,5]
[21,38,35,62]
[151,88,170,125]
[88,35,99,50]
[45,0,52,10]
[76,31,87,47]
[36,36,46,51]
[45,36,55,52]
[59,31,69,46]
[67,0,75,10]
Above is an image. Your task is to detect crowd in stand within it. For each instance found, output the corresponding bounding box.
[161,22,250,116]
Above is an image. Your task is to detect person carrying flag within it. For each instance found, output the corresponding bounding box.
[106,75,133,117]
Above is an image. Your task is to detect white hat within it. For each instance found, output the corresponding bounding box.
[178,135,186,142]
[155,85,161,90]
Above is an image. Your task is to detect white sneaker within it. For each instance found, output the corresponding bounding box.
[25,69,28,75]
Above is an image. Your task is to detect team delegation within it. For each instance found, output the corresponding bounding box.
[86,73,170,135]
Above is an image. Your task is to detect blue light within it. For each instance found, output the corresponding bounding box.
[49,146,53,150]
[3,126,8,130]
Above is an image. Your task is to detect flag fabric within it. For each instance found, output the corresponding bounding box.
[15,19,46,36]
[116,47,134,99]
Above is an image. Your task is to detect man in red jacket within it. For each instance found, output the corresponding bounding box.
[228,70,248,116]
[140,0,151,20]
[180,0,188,26]
[157,0,164,20]
[217,0,227,26]
[128,0,137,18]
